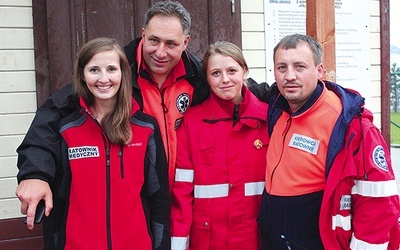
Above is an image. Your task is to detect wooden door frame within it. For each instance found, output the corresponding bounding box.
[381,0,391,145]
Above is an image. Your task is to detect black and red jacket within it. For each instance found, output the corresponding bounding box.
[41,97,170,249]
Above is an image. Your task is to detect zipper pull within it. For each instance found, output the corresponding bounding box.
[119,146,124,179]
[106,148,110,167]
[282,117,292,136]
[281,235,292,250]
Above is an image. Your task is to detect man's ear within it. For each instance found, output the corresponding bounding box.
[183,35,190,50]
[317,63,324,80]
[141,27,145,39]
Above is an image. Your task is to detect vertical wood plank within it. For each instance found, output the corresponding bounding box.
[32,0,49,106]
[306,0,336,82]
[380,0,390,145]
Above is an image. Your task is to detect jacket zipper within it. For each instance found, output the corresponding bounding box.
[281,234,311,250]
[232,104,239,127]
[105,147,112,250]
[119,145,124,179]
[160,92,170,164]
[83,107,113,249]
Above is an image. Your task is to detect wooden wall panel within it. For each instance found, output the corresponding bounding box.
[0,199,24,220]
[0,157,18,178]
[0,136,23,157]
[0,51,35,71]
[0,7,32,27]
[0,114,35,135]
[0,72,36,93]
[0,93,37,114]
[0,29,34,49]
[0,218,43,250]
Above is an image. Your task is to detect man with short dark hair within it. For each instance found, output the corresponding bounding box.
[258,33,400,249]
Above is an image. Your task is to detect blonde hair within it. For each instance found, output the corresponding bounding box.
[203,41,248,75]
[73,37,132,145]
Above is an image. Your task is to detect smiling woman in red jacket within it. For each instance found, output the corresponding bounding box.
[19,37,170,250]
[170,41,269,250]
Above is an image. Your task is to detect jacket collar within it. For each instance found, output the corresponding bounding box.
[203,86,267,128]
[271,80,324,116]
[270,80,365,117]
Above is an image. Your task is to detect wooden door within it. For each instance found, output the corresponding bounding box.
[32,0,242,106]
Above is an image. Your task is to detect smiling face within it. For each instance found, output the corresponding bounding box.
[274,42,324,112]
[83,49,121,107]
[141,15,190,86]
[206,53,246,104]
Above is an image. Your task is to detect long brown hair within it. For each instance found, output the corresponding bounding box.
[73,37,132,145]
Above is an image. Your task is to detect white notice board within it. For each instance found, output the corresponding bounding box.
[265,0,371,107]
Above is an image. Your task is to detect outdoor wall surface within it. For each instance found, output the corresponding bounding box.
[0,0,36,220]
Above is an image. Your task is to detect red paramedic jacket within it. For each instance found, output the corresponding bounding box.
[171,87,269,250]
[58,97,170,250]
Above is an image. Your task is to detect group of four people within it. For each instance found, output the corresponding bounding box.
[15,1,400,249]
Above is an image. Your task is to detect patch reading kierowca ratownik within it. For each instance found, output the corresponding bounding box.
[68,146,100,160]
[288,133,320,155]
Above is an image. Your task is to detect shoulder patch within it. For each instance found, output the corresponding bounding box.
[372,145,388,172]
[339,195,351,210]
[176,93,190,115]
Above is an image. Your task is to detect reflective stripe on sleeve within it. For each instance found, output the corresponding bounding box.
[332,214,351,231]
[171,236,189,250]
[175,168,194,182]
[194,183,229,198]
[245,182,265,196]
[350,233,389,250]
[351,180,398,197]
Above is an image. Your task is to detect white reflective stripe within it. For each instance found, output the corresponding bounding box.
[350,233,389,250]
[245,182,265,196]
[351,180,398,197]
[175,168,194,182]
[171,236,189,250]
[194,184,229,198]
[332,214,352,231]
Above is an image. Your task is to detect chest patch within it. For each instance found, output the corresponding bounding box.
[372,145,388,172]
[176,93,190,114]
[68,146,100,160]
[340,195,351,210]
[288,133,319,155]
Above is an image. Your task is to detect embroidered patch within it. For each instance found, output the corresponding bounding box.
[288,133,319,155]
[339,195,351,210]
[68,146,99,160]
[176,93,190,115]
[372,145,388,171]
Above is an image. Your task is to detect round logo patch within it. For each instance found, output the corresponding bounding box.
[372,145,388,172]
[176,93,190,114]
